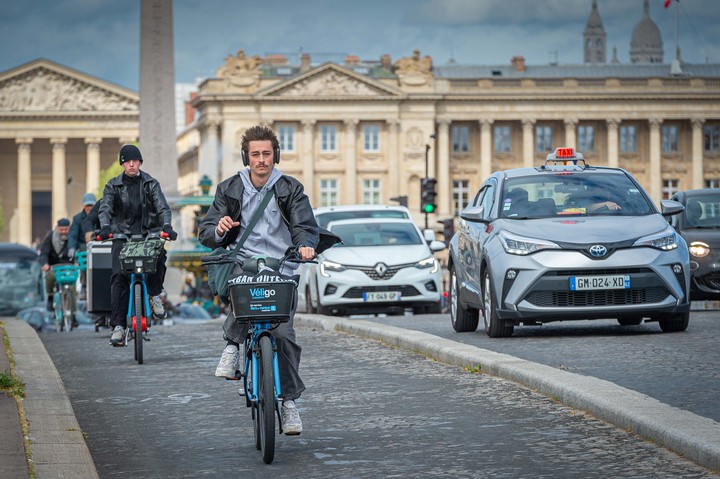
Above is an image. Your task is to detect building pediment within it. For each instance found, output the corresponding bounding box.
[256,63,404,98]
[0,58,138,112]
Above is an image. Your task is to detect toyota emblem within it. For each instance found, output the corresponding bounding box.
[589,244,608,257]
[375,263,388,276]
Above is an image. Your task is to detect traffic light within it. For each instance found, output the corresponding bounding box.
[438,218,455,246]
[420,178,437,214]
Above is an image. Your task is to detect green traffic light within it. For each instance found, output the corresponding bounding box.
[423,203,436,214]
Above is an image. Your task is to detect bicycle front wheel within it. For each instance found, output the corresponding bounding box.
[258,335,276,464]
[62,290,73,332]
[54,292,63,332]
[134,282,144,364]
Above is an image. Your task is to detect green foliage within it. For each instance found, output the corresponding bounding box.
[96,162,123,198]
[0,370,25,398]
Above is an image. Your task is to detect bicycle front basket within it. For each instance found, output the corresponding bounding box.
[229,275,297,323]
[119,239,164,274]
[53,264,79,285]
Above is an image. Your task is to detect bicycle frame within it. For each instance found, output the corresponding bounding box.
[51,264,79,332]
[243,323,283,405]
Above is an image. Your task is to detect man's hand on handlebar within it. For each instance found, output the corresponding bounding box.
[98,225,112,241]
[162,224,178,241]
[298,246,315,261]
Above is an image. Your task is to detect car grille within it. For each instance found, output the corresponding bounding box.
[526,287,669,307]
[342,285,421,298]
[545,267,651,276]
[348,262,415,280]
[698,272,720,291]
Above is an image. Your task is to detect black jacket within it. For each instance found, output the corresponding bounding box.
[98,171,172,235]
[38,231,72,266]
[198,174,320,251]
[68,210,88,252]
[82,201,102,236]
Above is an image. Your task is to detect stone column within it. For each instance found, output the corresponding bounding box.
[479,119,493,181]
[522,119,536,167]
[387,120,400,196]
[344,119,358,204]
[691,118,705,189]
[199,121,220,188]
[140,0,178,197]
[564,118,578,150]
[649,118,663,204]
[16,138,33,246]
[437,120,451,216]
[302,120,316,202]
[51,138,68,222]
[606,119,620,168]
[85,138,102,195]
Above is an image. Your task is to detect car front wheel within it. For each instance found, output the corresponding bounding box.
[483,269,514,338]
[450,268,478,332]
[658,311,689,333]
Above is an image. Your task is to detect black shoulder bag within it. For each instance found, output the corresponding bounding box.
[207,188,275,303]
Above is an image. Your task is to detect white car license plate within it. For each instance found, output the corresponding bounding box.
[569,275,630,291]
[363,291,401,302]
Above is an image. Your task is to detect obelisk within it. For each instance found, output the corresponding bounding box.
[139,0,178,198]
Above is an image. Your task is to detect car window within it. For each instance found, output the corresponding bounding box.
[480,183,496,219]
[329,222,423,247]
[316,210,409,228]
[684,194,720,228]
[500,172,653,218]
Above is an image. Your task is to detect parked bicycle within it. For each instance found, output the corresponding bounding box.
[103,232,170,364]
[50,264,80,332]
[201,248,309,464]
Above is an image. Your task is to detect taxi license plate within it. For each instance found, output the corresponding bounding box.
[363,291,401,302]
[569,275,630,291]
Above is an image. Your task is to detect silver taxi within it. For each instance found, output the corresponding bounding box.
[448,148,691,337]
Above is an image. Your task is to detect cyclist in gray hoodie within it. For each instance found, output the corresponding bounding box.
[198,125,319,436]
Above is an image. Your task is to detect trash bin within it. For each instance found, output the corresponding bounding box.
[87,241,112,313]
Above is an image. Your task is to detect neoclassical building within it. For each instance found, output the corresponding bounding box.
[0,59,139,245]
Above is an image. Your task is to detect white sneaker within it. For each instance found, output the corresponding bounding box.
[150,295,167,319]
[281,400,303,435]
[110,326,125,346]
[215,345,239,379]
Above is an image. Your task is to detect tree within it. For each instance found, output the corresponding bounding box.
[96,163,123,198]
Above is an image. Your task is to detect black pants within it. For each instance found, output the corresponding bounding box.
[109,240,167,329]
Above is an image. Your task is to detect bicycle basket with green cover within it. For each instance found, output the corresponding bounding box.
[119,238,164,274]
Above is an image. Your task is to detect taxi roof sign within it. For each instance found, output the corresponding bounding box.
[542,147,588,169]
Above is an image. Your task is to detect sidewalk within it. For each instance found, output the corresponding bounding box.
[3,314,720,477]
[1,318,99,479]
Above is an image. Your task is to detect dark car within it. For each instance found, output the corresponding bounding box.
[0,242,43,316]
[670,189,720,300]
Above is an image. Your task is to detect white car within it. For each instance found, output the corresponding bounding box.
[304,218,446,315]
[313,204,412,228]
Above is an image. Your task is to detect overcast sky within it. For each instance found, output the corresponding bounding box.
[1,0,719,91]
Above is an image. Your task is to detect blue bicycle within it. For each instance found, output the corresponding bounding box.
[50,264,80,332]
[112,232,169,364]
[202,248,306,464]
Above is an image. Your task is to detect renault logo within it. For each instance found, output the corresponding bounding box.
[589,244,608,257]
[375,263,388,276]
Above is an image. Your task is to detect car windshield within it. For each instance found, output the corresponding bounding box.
[0,258,43,314]
[500,172,653,219]
[684,193,720,228]
[330,222,422,247]
[316,210,409,228]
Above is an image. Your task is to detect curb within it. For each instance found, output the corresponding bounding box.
[4,319,99,479]
[297,313,720,471]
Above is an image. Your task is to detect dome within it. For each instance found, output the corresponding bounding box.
[630,0,663,63]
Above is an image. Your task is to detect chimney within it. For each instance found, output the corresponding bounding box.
[184,92,197,127]
[511,55,526,72]
[344,55,360,66]
[263,54,288,66]
[381,54,392,70]
[300,53,311,72]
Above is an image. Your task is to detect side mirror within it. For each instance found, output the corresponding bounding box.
[459,205,487,223]
[423,229,437,242]
[660,200,684,217]
[429,240,447,252]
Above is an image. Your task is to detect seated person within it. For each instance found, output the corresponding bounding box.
[505,188,530,217]
[685,200,702,227]
[569,186,621,213]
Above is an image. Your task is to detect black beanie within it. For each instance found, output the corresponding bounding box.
[119,144,143,165]
[57,218,70,227]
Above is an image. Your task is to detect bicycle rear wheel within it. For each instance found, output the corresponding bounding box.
[134,282,144,364]
[258,335,276,464]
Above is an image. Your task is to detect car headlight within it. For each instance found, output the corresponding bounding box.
[498,231,560,255]
[689,241,710,258]
[633,227,679,251]
[415,256,439,274]
[320,260,345,277]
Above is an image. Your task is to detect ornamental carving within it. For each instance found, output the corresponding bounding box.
[0,68,136,111]
[278,70,382,96]
[393,50,433,87]
[217,49,262,88]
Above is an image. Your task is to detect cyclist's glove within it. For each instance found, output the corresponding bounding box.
[162,224,178,241]
[98,225,112,241]
[68,248,75,260]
